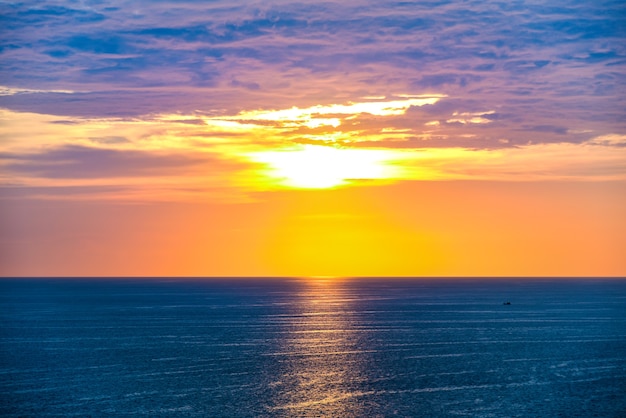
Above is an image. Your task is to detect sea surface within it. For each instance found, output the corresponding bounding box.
[1,277,625,417]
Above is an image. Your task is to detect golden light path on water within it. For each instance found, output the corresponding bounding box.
[268,278,373,416]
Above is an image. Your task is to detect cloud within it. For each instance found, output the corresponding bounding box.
[230,79,261,91]
[1,145,212,179]
[89,136,130,144]
[519,125,569,135]
[586,134,626,146]
[0,0,624,192]
[0,184,129,200]
[1,0,624,126]
[390,141,626,182]
[0,85,79,96]
[414,73,484,88]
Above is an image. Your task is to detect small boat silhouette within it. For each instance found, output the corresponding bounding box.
[503,301,511,305]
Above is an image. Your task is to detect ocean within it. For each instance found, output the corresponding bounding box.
[1,277,624,417]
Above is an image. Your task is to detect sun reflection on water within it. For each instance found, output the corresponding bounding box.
[268,278,373,416]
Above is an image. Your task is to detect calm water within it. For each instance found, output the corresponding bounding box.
[1,278,625,417]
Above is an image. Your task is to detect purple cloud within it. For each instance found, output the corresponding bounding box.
[1,145,214,179]
[0,0,624,150]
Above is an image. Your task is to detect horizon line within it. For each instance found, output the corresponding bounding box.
[1,275,625,280]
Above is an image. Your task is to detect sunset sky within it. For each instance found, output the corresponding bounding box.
[1,0,625,277]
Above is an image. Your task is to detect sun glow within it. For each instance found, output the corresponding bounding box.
[249,145,399,188]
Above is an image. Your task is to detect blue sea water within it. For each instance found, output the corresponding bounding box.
[0,278,625,417]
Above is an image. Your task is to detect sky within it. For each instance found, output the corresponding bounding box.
[1,0,625,277]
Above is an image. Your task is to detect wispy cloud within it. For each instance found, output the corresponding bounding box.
[0,145,209,179]
[0,86,80,96]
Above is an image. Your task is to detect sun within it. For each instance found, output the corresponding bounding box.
[249,144,399,188]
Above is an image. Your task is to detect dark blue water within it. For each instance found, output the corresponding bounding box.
[1,278,625,417]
